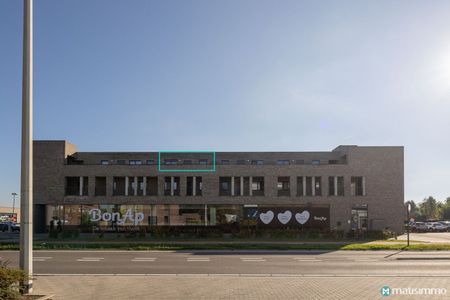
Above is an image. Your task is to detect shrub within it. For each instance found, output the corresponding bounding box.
[0,261,29,300]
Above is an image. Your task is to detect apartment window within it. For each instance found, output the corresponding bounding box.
[329,160,339,165]
[251,160,264,165]
[187,176,202,196]
[277,160,290,165]
[164,159,178,165]
[136,177,144,196]
[117,159,126,165]
[329,176,345,196]
[221,160,230,165]
[233,177,241,196]
[351,176,365,196]
[219,177,232,196]
[164,177,180,196]
[297,176,304,196]
[113,177,126,196]
[65,177,88,196]
[183,159,192,165]
[129,160,142,165]
[199,159,208,165]
[95,177,106,196]
[277,177,290,196]
[251,177,264,196]
[146,160,155,165]
[236,160,246,165]
[100,160,109,165]
[312,160,320,165]
[146,177,158,196]
[295,160,304,165]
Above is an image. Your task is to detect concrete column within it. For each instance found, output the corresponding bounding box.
[334,176,338,196]
[143,176,147,196]
[231,176,234,196]
[134,177,138,196]
[240,177,244,196]
[193,176,196,196]
[170,176,174,196]
[302,176,306,196]
[362,176,366,196]
[249,176,253,196]
[312,177,316,196]
[125,177,129,196]
[79,176,83,196]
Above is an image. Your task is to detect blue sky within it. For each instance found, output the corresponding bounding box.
[1,0,450,207]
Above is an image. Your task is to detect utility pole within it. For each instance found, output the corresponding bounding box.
[20,0,33,294]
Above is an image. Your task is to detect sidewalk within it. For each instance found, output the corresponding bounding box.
[31,275,450,300]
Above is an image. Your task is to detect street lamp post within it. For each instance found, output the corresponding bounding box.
[20,0,33,294]
[12,193,17,217]
[406,203,411,247]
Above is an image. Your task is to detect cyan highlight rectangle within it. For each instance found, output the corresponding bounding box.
[158,151,216,172]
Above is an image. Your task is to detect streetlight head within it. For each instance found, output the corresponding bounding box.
[12,193,18,196]
[407,203,411,213]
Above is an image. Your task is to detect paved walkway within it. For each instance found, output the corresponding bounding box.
[32,275,450,300]
[396,232,450,243]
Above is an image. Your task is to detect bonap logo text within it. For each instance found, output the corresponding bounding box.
[89,208,144,225]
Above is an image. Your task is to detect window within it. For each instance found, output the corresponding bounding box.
[312,160,320,165]
[297,176,304,196]
[117,159,126,165]
[329,176,345,196]
[95,177,106,196]
[129,160,142,165]
[146,160,155,165]
[305,177,313,196]
[351,208,368,230]
[113,177,126,196]
[221,160,230,165]
[329,160,339,164]
[187,176,202,196]
[164,159,178,165]
[183,159,192,165]
[65,177,88,196]
[351,176,364,196]
[251,177,264,196]
[314,176,322,196]
[219,177,232,196]
[277,177,290,196]
[164,177,180,196]
[236,160,246,165]
[251,160,264,165]
[100,160,109,165]
[146,177,158,196]
[277,160,290,165]
[295,160,304,165]
[199,159,208,165]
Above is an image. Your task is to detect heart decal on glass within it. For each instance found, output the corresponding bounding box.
[259,211,274,224]
[295,211,310,225]
[277,210,292,224]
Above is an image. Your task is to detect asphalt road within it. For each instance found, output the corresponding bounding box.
[2,250,450,276]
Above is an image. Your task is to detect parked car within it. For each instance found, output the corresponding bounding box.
[412,222,428,232]
[430,222,447,232]
[439,221,450,232]
[0,222,20,232]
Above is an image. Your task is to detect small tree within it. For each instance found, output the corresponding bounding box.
[0,261,29,299]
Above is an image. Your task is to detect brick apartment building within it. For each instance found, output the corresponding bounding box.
[33,140,405,234]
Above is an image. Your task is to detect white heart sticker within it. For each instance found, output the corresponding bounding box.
[295,211,310,225]
[259,211,274,224]
[277,210,292,224]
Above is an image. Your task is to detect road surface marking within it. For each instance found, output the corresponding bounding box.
[241,257,266,262]
[187,257,210,262]
[132,258,157,262]
[77,257,105,262]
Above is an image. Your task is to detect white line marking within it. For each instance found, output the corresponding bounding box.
[80,257,104,260]
[34,257,52,259]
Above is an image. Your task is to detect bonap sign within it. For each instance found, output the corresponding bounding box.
[89,208,144,225]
